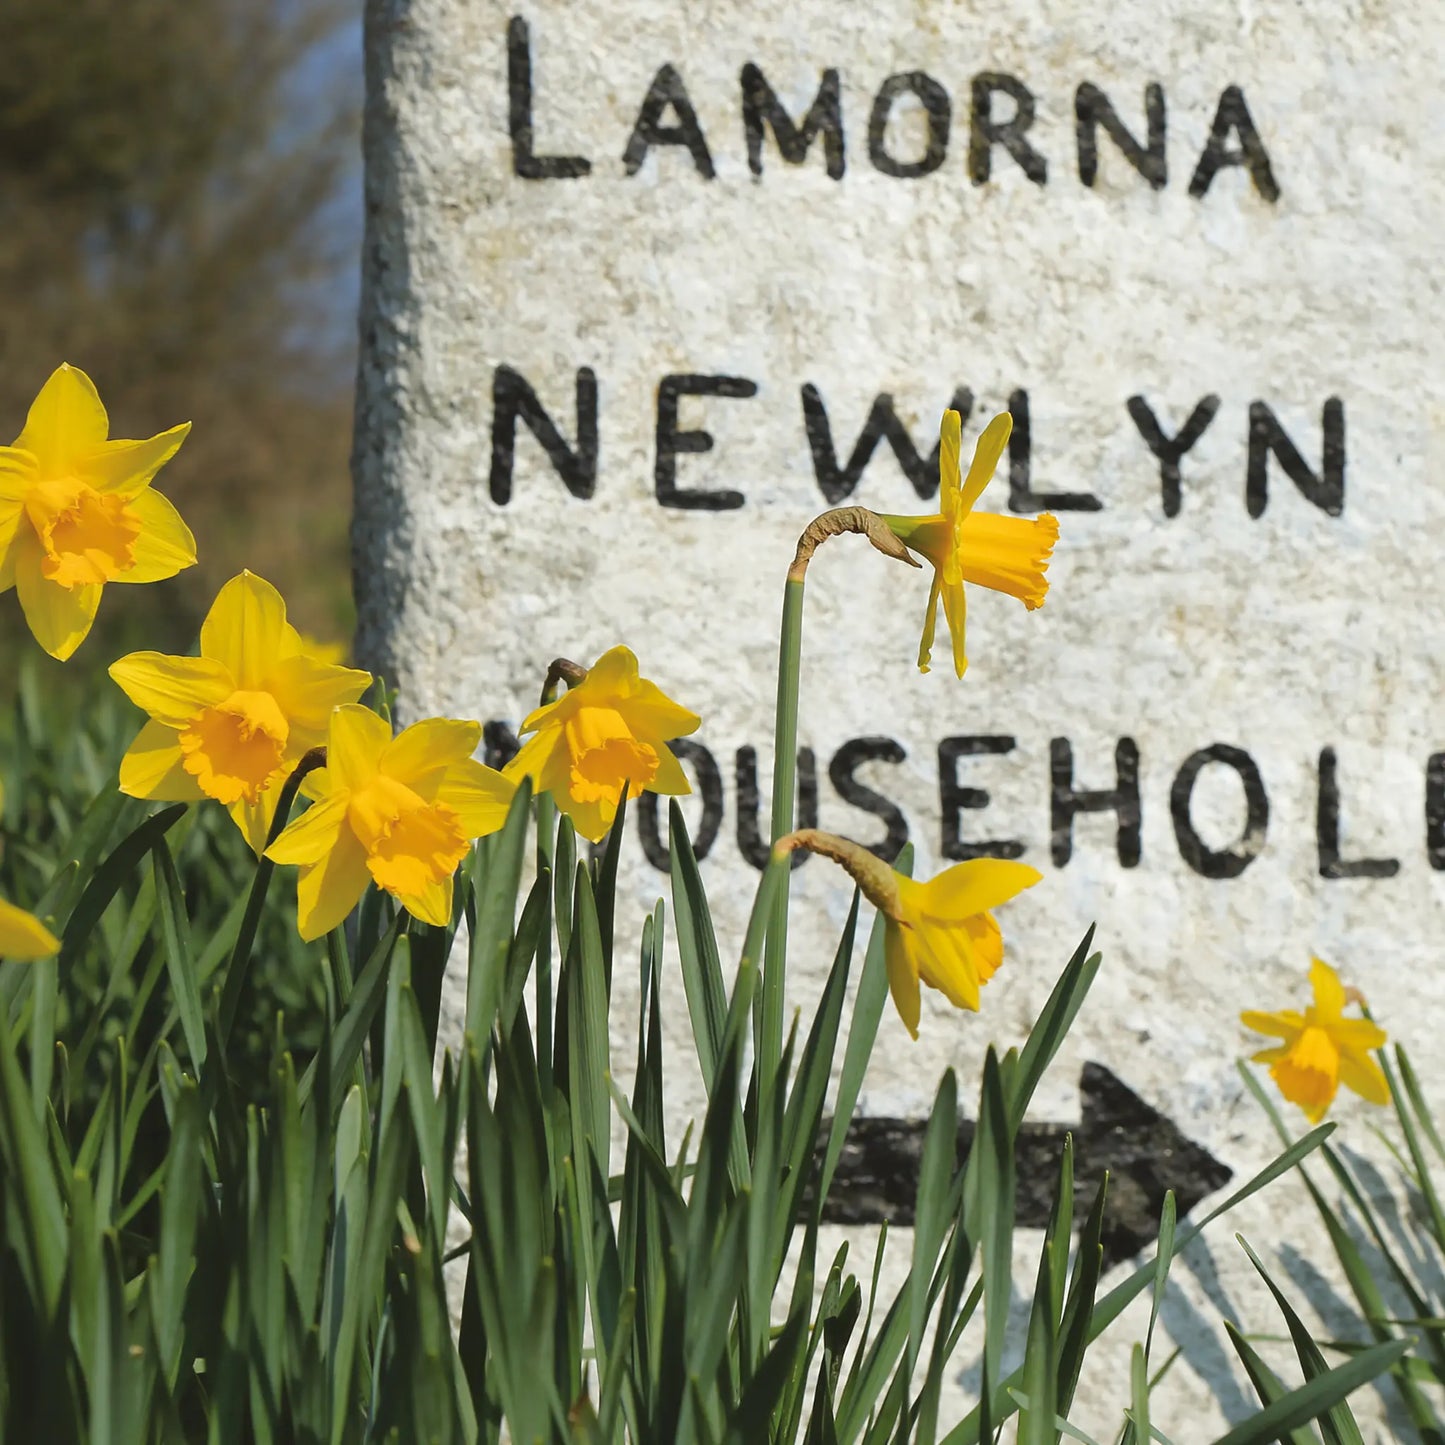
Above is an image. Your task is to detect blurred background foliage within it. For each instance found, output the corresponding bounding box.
[0,0,362,689]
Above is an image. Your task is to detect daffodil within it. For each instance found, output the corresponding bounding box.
[879,410,1058,678]
[110,571,372,852]
[266,705,515,940]
[776,829,1041,1038]
[0,897,59,960]
[504,645,701,842]
[1242,957,1388,1123]
[0,364,196,659]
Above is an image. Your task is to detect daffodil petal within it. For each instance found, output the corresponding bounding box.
[1331,1018,1388,1052]
[884,922,921,1040]
[964,911,1003,984]
[1308,957,1347,1020]
[200,571,291,688]
[921,858,1042,919]
[940,577,968,679]
[14,364,108,464]
[15,536,101,661]
[229,783,289,858]
[293,827,372,942]
[109,652,232,726]
[266,792,350,866]
[82,422,191,498]
[1249,1044,1291,1065]
[264,653,372,742]
[620,687,702,742]
[917,573,941,674]
[0,897,60,960]
[914,923,981,1012]
[1338,1051,1390,1107]
[118,720,205,801]
[0,449,35,502]
[645,742,692,796]
[326,704,392,792]
[958,412,1013,515]
[382,718,482,786]
[1240,1009,1305,1040]
[437,759,516,838]
[939,408,962,499]
[586,645,641,695]
[398,875,453,929]
[0,499,23,592]
[116,489,197,583]
[504,727,565,789]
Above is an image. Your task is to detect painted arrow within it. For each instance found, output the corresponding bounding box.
[813,1063,1232,1270]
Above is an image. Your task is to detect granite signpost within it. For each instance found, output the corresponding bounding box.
[354,1,1443,1429]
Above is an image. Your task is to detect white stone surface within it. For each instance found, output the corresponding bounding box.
[355,2,1445,1435]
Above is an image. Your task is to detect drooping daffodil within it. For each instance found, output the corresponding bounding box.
[1242,957,1388,1123]
[775,828,1041,1038]
[0,364,196,659]
[267,705,516,940]
[504,645,701,843]
[880,410,1058,678]
[110,572,372,852]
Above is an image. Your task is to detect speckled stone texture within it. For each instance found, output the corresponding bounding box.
[355,2,1443,1433]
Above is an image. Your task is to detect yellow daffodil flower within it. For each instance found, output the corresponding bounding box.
[1242,957,1388,1123]
[776,828,1041,1039]
[504,645,701,842]
[0,897,60,960]
[0,364,195,660]
[109,571,372,852]
[266,705,515,940]
[880,410,1058,678]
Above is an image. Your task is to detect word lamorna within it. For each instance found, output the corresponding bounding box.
[508,16,1280,200]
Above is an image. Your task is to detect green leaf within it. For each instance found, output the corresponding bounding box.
[669,798,727,1092]
[152,840,207,1071]
[1207,1338,1408,1445]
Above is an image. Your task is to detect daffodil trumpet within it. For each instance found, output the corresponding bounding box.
[775,828,1041,1039]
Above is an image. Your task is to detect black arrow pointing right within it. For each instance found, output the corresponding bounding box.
[814,1063,1232,1271]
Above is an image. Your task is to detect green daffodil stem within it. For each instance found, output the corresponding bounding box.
[762,512,921,1092]
[762,575,806,1093]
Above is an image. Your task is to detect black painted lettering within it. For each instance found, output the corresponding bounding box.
[1170,745,1268,878]
[482,720,520,771]
[867,72,951,178]
[801,386,974,503]
[1246,399,1345,518]
[1009,390,1103,512]
[1075,82,1166,190]
[742,64,844,179]
[1051,738,1141,867]
[830,737,909,862]
[737,746,818,870]
[1317,747,1398,879]
[1126,395,1220,518]
[1428,754,1445,870]
[623,64,715,178]
[638,739,722,870]
[969,73,1047,186]
[489,365,598,505]
[655,375,756,510]
[939,736,1024,861]
[1188,85,1280,201]
[506,17,591,180]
